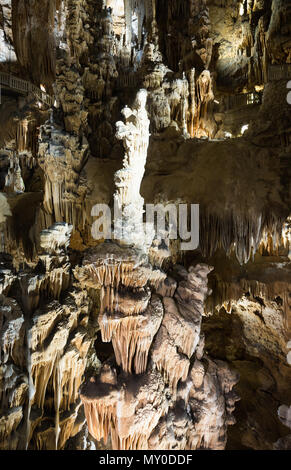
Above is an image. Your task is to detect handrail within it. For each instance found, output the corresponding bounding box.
[0,71,54,107]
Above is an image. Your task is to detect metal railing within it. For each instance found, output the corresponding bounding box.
[268,64,291,82]
[0,72,54,107]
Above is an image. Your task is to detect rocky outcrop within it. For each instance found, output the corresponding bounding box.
[0,223,96,449]
[78,90,239,450]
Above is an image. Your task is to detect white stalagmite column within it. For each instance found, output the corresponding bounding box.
[114,89,154,252]
[4,153,25,194]
[124,0,133,46]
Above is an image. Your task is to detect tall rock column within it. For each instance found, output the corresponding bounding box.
[75,89,166,378]
[114,89,154,251]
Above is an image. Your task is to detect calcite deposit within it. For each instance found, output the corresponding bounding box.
[0,0,290,452]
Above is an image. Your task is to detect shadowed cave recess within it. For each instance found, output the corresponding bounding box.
[0,0,290,451]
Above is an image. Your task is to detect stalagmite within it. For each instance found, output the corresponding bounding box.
[75,90,166,379]
[4,153,25,194]
[81,366,169,450]
[195,70,215,138]
[188,68,196,137]
[124,0,133,47]
[0,0,290,452]
[0,194,12,226]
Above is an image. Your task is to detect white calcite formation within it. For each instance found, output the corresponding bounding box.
[114,89,154,252]
[0,0,290,452]
[79,90,239,450]
[4,153,25,194]
[80,261,239,450]
[74,242,166,375]
[275,405,291,449]
[39,223,73,255]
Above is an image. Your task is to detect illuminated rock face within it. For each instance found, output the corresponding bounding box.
[76,88,239,450]
[75,241,166,376]
[0,194,11,225]
[0,223,95,450]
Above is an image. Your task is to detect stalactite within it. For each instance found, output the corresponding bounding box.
[101,294,163,374]
[198,207,289,266]
[75,243,166,375]
[0,222,94,449]
[0,288,28,450]
[188,68,196,137]
[38,119,89,225]
[15,118,39,157]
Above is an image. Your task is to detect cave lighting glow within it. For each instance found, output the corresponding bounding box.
[241,124,249,135]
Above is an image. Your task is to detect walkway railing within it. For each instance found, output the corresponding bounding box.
[0,72,54,107]
[116,72,140,89]
[224,91,262,111]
